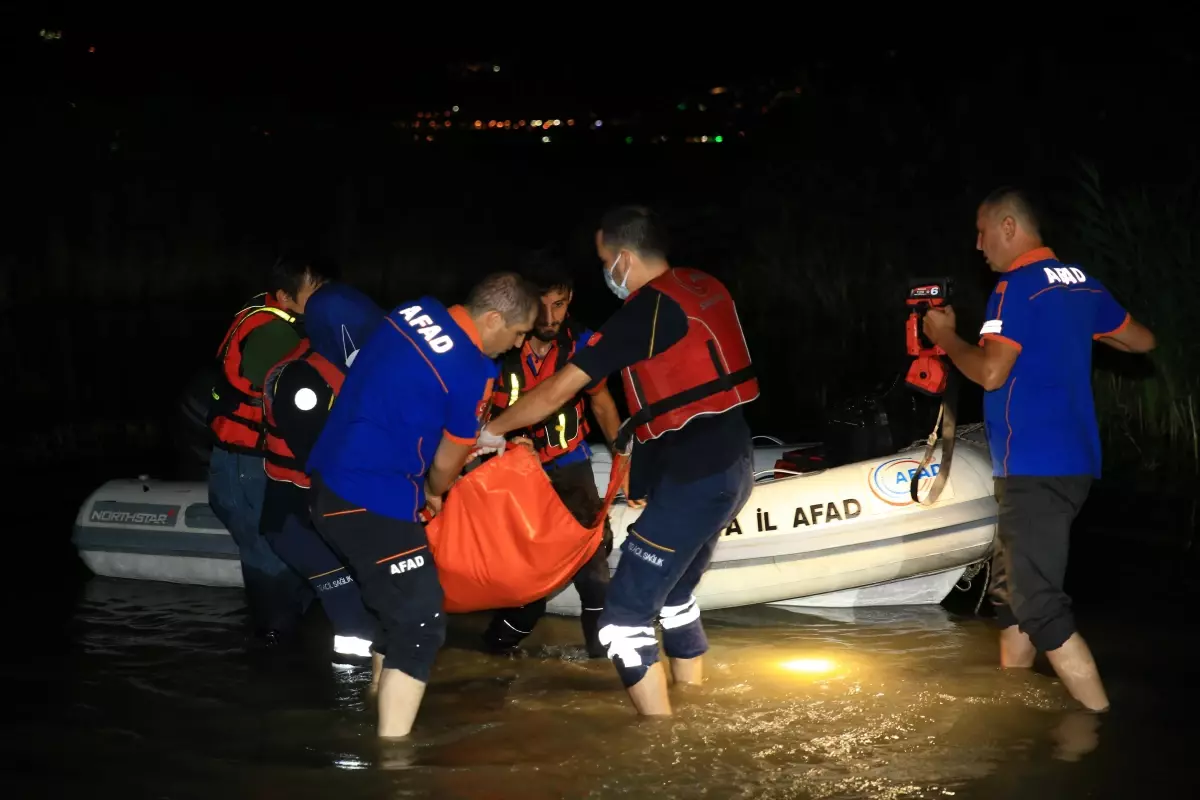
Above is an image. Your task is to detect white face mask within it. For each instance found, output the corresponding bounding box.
[604,253,631,300]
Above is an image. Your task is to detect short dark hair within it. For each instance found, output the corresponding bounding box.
[980,186,1043,236]
[599,205,669,260]
[465,271,539,325]
[269,251,334,299]
[520,249,573,296]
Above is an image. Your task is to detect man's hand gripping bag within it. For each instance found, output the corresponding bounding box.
[425,445,628,614]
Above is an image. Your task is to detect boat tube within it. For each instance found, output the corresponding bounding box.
[72,429,997,613]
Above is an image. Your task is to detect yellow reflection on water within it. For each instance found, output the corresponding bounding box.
[779,657,836,675]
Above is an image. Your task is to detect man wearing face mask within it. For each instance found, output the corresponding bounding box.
[477,206,758,716]
[480,253,630,659]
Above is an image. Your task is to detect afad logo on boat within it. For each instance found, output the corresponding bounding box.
[868,457,942,507]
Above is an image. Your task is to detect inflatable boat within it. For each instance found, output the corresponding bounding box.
[71,431,998,612]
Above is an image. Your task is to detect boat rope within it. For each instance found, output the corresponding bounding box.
[910,368,959,506]
[952,558,992,616]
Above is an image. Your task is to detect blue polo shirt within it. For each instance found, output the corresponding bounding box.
[302,281,385,369]
[494,324,604,471]
[979,247,1130,478]
[307,297,496,521]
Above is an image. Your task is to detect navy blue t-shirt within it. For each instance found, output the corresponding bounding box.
[308,297,496,521]
[979,247,1129,479]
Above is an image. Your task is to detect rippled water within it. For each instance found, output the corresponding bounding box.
[11,554,1196,799]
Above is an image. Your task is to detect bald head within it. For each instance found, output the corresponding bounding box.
[980,186,1042,237]
[975,186,1046,272]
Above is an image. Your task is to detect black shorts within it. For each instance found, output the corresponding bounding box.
[987,474,1092,651]
[308,473,446,681]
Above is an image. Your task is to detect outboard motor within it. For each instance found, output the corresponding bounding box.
[169,366,217,480]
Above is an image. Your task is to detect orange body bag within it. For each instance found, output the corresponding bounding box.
[425,445,627,614]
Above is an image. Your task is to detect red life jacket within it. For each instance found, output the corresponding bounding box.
[618,268,759,447]
[491,317,591,463]
[261,341,346,488]
[207,293,299,455]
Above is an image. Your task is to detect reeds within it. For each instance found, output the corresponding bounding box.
[1060,160,1200,478]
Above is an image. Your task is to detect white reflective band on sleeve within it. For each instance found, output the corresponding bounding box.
[979,320,1003,335]
[659,595,701,630]
[333,635,373,658]
[597,624,658,667]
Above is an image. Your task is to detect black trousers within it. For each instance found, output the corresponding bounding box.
[309,473,446,682]
[987,474,1093,652]
[482,459,613,656]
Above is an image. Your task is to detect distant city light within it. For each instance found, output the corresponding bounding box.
[710,86,728,95]
[714,135,723,143]
[474,120,482,128]
[452,105,460,112]
[532,119,542,127]
[542,135,551,143]
[701,135,709,142]
[567,119,575,126]
[594,120,603,128]
[492,65,500,72]
[552,119,561,126]
[625,136,633,144]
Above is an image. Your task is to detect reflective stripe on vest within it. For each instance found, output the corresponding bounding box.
[262,341,346,488]
[494,320,590,463]
[208,294,299,454]
[617,268,759,449]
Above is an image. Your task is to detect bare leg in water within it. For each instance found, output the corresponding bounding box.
[377,668,427,738]
[626,662,672,716]
[1046,633,1109,712]
[670,655,703,686]
[1000,627,1109,712]
[999,626,1036,668]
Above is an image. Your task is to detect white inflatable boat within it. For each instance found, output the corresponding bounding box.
[72,431,998,612]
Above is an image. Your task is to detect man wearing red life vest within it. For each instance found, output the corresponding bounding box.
[479,206,758,715]
[480,255,627,658]
[207,254,331,646]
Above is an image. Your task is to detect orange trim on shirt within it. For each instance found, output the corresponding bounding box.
[387,317,448,393]
[994,280,1009,319]
[981,333,1022,353]
[1003,246,1057,272]
[1002,379,1017,476]
[1094,311,1132,340]
[444,430,477,445]
[448,304,484,352]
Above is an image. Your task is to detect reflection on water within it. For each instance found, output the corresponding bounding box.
[8,576,1192,798]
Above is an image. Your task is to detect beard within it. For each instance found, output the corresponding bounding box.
[533,323,559,341]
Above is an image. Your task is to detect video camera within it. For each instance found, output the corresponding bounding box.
[905,277,954,396]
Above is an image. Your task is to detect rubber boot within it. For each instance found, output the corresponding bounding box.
[481,613,531,654]
[581,608,606,659]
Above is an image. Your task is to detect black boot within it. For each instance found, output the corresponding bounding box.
[481,611,530,655]
[581,608,606,659]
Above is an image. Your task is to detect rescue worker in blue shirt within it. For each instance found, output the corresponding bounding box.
[480,255,632,658]
[478,206,758,717]
[923,186,1155,713]
[257,277,386,665]
[306,271,538,739]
